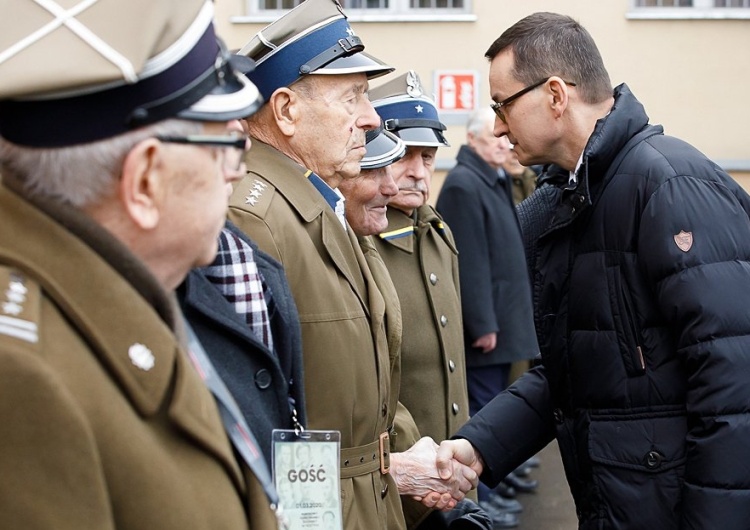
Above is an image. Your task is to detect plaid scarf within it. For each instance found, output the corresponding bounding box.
[203,228,274,353]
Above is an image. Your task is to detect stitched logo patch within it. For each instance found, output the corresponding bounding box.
[674,230,693,252]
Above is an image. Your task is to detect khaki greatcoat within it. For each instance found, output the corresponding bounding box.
[0,182,276,529]
[373,206,470,443]
[229,141,411,530]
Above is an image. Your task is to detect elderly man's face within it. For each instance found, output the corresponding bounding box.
[339,165,398,236]
[158,120,248,285]
[291,73,380,186]
[468,120,511,170]
[388,146,437,215]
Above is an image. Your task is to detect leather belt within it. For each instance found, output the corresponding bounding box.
[339,431,390,479]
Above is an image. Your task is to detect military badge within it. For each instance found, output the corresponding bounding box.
[406,70,423,98]
[128,343,155,371]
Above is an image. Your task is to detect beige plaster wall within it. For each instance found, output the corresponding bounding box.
[214,0,750,183]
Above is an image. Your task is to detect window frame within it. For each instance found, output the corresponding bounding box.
[234,0,476,23]
[628,0,750,19]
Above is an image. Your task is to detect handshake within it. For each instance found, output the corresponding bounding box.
[390,437,482,511]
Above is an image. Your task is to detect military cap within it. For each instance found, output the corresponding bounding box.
[370,70,449,148]
[238,0,393,101]
[361,122,405,170]
[0,0,262,147]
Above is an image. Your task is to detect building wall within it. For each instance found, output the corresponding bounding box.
[214,0,750,193]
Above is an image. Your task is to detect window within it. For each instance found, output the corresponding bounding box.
[629,0,750,17]
[239,0,474,21]
[635,0,749,5]
[635,0,692,5]
[256,0,466,10]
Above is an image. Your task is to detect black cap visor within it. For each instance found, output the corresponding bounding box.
[393,126,449,148]
[362,126,405,169]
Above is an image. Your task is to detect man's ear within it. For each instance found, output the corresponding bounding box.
[269,87,300,137]
[548,77,570,118]
[119,138,167,230]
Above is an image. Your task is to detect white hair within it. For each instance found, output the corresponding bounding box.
[0,119,202,208]
[466,107,496,137]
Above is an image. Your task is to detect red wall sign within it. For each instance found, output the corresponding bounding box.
[434,70,478,112]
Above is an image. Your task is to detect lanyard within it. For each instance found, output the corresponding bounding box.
[184,320,287,529]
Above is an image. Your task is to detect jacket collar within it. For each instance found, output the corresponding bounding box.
[542,83,652,234]
[181,270,276,361]
[243,139,369,313]
[454,144,505,189]
[377,205,456,254]
[378,207,416,253]
[245,140,327,223]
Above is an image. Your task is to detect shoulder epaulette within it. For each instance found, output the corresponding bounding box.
[0,266,40,344]
[230,174,275,217]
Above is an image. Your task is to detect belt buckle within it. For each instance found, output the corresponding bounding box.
[378,431,390,474]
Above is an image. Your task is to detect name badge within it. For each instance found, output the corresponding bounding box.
[272,429,341,529]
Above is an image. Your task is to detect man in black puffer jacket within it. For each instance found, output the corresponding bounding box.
[436,12,750,530]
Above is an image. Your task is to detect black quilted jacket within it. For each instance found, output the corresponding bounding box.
[458,84,750,529]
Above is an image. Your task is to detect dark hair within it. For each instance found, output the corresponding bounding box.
[485,12,612,104]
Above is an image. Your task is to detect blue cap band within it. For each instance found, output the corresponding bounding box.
[0,24,219,147]
[374,98,442,127]
[247,17,355,101]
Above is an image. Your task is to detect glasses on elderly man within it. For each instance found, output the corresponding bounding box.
[156,133,248,172]
[490,77,577,124]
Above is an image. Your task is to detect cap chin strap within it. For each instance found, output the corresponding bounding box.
[384,118,447,132]
[298,36,363,75]
[365,122,385,144]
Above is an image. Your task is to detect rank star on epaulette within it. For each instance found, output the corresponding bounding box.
[0,269,39,343]
[2,301,22,316]
[245,179,268,206]
[3,275,28,316]
[8,280,28,295]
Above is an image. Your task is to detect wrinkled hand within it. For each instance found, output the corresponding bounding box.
[389,437,478,510]
[471,332,496,353]
[436,439,484,490]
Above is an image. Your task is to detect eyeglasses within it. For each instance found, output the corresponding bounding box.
[490,77,577,124]
[156,133,248,172]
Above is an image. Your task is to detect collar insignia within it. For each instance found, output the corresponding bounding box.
[128,343,155,371]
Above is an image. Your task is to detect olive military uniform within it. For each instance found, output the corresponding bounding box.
[229,141,412,530]
[0,181,276,530]
[373,205,470,443]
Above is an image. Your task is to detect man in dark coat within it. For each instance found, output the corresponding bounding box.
[436,107,538,407]
[438,12,750,530]
[178,220,306,466]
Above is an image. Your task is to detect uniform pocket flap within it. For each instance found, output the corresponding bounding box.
[588,411,687,473]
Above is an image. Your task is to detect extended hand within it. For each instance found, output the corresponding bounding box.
[389,437,478,510]
[471,332,497,353]
[436,439,484,486]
